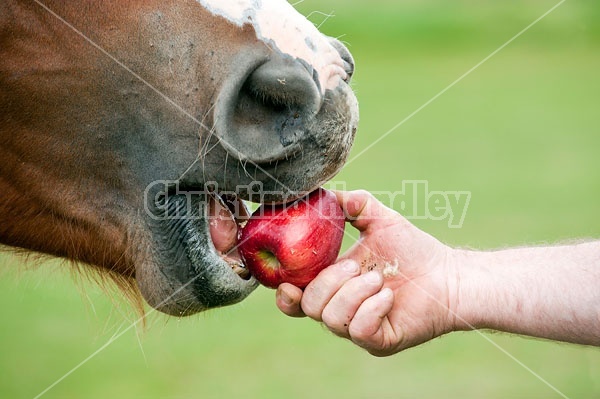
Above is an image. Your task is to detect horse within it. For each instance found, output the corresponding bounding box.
[0,0,358,316]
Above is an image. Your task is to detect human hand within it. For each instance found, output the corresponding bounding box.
[276,190,458,356]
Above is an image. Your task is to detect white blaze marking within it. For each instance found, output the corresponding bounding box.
[197,0,347,92]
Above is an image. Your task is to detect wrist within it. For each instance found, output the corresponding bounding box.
[447,248,489,332]
[450,248,527,334]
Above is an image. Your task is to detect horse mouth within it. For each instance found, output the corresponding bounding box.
[206,193,252,281]
[139,186,260,316]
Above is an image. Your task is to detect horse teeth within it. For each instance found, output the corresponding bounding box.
[230,261,251,280]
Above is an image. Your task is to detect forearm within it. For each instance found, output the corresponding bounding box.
[452,241,600,345]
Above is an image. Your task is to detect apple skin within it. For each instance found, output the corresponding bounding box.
[238,188,345,289]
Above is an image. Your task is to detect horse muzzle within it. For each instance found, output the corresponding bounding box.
[214,38,355,165]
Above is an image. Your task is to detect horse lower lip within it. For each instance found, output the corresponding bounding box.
[147,189,258,312]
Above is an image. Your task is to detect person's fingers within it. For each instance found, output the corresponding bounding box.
[332,190,403,232]
[348,288,400,355]
[301,259,361,321]
[276,283,305,318]
[321,271,384,338]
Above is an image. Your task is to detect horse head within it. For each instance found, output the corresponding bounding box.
[0,0,358,315]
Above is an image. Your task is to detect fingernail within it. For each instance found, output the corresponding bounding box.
[342,260,359,273]
[278,290,293,306]
[364,271,382,285]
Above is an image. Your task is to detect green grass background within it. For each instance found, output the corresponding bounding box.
[2,0,599,397]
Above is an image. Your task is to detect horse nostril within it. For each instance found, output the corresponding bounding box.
[245,56,321,115]
[215,53,322,164]
[329,38,355,82]
[342,58,354,81]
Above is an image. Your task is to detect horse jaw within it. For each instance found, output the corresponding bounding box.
[138,190,258,316]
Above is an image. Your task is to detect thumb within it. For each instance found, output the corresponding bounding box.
[276,283,305,318]
[332,190,402,232]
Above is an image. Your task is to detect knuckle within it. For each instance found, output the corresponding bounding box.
[320,307,338,327]
[348,324,370,342]
[321,308,349,334]
[299,299,321,321]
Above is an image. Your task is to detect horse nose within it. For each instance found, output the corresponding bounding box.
[246,55,322,115]
[215,53,322,164]
[329,38,355,82]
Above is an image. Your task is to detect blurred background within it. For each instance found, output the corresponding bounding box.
[1,0,599,397]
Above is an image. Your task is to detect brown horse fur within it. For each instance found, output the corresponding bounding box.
[0,0,358,315]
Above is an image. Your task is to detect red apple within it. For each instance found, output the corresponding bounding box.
[238,188,345,288]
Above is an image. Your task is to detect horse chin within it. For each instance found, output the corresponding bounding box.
[137,190,258,316]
